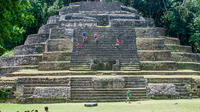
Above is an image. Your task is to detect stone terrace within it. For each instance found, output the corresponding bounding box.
[0,1,200,103]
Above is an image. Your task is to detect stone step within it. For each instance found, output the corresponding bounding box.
[163,36,180,45]
[0,54,42,66]
[70,65,91,71]
[165,44,192,53]
[136,38,165,50]
[138,50,171,61]
[0,65,38,76]
[140,61,177,71]
[14,44,45,55]
[6,70,200,77]
[38,24,58,34]
[71,96,147,100]
[49,28,74,39]
[135,28,158,38]
[24,34,49,45]
[38,61,70,71]
[47,39,73,52]
[23,84,69,87]
[177,62,200,71]
[111,19,154,28]
[147,78,192,83]
[20,97,67,103]
[42,51,72,61]
[156,27,166,36]
[120,64,140,71]
[71,98,146,102]
[171,52,200,62]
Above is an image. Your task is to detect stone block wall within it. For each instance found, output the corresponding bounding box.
[79,2,122,11]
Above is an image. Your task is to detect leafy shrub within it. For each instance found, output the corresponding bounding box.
[0,46,6,56]
[0,89,8,100]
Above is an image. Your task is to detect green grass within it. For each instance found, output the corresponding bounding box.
[1,99,200,112]
[1,49,14,57]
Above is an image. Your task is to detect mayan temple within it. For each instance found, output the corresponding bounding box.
[0,1,199,103]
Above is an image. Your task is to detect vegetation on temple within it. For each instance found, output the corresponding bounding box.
[0,89,8,101]
[0,0,200,56]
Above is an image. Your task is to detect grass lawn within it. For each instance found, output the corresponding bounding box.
[0,99,200,112]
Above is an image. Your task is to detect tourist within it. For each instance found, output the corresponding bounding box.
[82,32,87,42]
[94,33,98,43]
[115,39,120,48]
[44,107,49,112]
[126,89,131,103]
[77,43,80,49]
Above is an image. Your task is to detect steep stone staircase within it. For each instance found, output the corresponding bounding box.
[70,27,140,71]
[16,77,70,103]
[70,76,147,102]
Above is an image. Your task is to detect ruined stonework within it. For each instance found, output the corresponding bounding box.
[0,1,199,74]
[0,1,199,103]
[32,87,71,98]
[147,84,179,97]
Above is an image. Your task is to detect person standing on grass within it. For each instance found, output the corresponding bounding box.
[44,107,49,112]
[126,89,131,103]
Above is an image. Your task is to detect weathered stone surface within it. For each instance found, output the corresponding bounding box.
[38,24,58,34]
[38,61,70,71]
[32,87,70,98]
[136,38,165,50]
[121,5,138,14]
[25,34,49,45]
[163,37,180,45]
[42,51,71,61]
[59,5,80,15]
[79,2,121,12]
[171,52,200,62]
[177,62,200,71]
[135,28,158,38]
[165,44,192,53]
[0,65,38,76]
[47,39,73,52]
[47,16,60,24]
[147,84,179,97]
[59,20,97,28]
[138,50,171,61]
[156,27,166,36]
[0,55,42,66]
[111,19,154,28]
[14,44,45,55]
[50,28,74,39]
[92,77,125,88]
[140,61,177,70]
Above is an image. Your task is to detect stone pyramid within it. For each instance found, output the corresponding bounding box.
[0,2,199,103]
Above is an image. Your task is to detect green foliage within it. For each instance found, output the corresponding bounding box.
[162,1,200,52]
[0,89,8,100]
[189,16,200,52]
[1,49,14,57]
[0,46,6,56]
[0,0,34,50]
[27,0,64,35]
[119,0,200,53]
[0,0,64,53]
